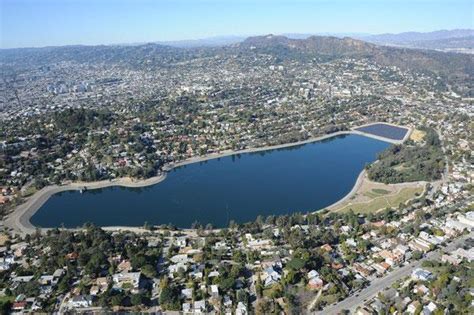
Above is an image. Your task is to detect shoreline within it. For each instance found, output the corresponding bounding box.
[4,124,410,236]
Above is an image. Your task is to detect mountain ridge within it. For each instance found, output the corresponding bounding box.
[1,34,472,80]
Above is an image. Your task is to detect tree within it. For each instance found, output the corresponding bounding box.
[131,293,143,306]
[412,251,423,260]
[236,289,249,304]
[111,294,123,307]
[141,264,157,278]
[0,299,12,314]
[256,299,273,315]
[159,285,180,310]
[255,275,264,299]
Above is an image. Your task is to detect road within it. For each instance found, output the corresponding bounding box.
[316,231,473,314]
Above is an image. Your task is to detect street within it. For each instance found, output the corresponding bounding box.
[315,231,473,314]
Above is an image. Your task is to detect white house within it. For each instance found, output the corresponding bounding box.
[69,295,93,309]
[411,268,433,281]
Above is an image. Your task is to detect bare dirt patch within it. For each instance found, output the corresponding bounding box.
[410,129,426,143]
[0,233,9,246]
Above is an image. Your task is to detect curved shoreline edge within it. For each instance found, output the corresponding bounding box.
[4,125,410,235]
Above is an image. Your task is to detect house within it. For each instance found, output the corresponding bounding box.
[182,302,191,313]
[12,275,34,283]
[210,285,219,297]
[12,301,27,311]
[170,254,191,264]
[117,260,132,272]
[263,265,281,286]
[353,263,374,277]
[112,272,142,292]
[89,277,109,296]
[346,238,357,247]
[308,277,324,290]
[69,295,93,309]
[413,284,429,295]
[331,262,344,270]
[451,247,474,262]
[193,300,206,313]
[356,307,373,315]
[411,268,433,281]
[373,262,390,274]
[0,258,12,271]
[441,254,462,265]
[214,241,231,251]
[406,300,421,314]
[208,270,220,278]
[457,211,474,228]
[236,301,248,315]
[409,238,431,252]
[445,219,470,232]
[370,298,384,313]
[191,271,203,279]
[340,225,351,234]
[0,196,8,204]
[90,285,100,296]
[169,262,188,276]
[371,220,385,228]
[181,288,193,300]
[321,244,333,252]
[307,270,319,279]
[95,277,109,292]
[423,302,437,315]
[53,268,65,281]
[175,236,187,248]
[394,244,409,256]
[223,295,232,309]
[247,239,272,249]
[39,275,55,286]
[65,252,79,261]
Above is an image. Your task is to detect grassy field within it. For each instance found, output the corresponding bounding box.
[335,186,423,213]
[363,188,391,198]
[21,186,38,197]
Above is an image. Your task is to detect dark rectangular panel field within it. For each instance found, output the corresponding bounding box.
[355,123,408,140]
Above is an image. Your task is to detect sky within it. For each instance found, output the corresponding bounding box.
[1,0,473,48]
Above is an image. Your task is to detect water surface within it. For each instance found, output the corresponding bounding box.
[31,134,390,228]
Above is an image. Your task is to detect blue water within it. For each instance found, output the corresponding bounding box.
[355,123,408,140]
[31,134,390,228]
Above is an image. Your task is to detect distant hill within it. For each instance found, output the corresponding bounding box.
[154,33,370,47]
[237,34,472,77]
[1,34,472,81]
[238,34,378,56]
[361,29,474,53]
[363,29,473,43]
[156,35,246,48]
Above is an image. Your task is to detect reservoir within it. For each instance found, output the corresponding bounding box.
[31,134,390,228]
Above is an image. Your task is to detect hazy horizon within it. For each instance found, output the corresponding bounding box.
[1,0,473,49]
[1,29,473,50]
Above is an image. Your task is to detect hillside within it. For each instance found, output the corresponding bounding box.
[237,35,473,79]
[362,29,474,53]
[1,34,472,80]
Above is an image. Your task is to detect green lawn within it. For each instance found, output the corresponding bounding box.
[372,188,391,195]
[337,187,423,214]
[363,188,391,198]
